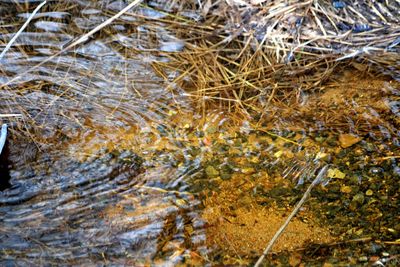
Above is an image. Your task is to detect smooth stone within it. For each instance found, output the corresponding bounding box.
[366,189,373,196]
[339,134,362,148]
[358,256,368,262]
[205,165,219,178]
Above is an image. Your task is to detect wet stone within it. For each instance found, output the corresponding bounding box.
[339,134,362,148]
[340,185,352,194]
[369,167,384,176]
[219,165,233,180]
[365,189,373,196]
[205,165,219,178]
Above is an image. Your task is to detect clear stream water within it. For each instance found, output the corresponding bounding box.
[0,1,399,266]
[0,1,206,265]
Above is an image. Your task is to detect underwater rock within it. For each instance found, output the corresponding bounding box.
[338,134,362,148]
[205,165,219,178]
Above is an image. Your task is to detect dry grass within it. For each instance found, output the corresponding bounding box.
[149,0,400,116]
[0,0,399,134]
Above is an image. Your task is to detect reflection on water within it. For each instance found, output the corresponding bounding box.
[0,0,399,265]
[0,1,205,265]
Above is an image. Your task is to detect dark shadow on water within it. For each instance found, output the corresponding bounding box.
[0,140,11,191]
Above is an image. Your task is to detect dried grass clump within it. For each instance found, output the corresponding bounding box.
[151,0,400,114]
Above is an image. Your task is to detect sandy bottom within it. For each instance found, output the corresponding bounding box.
[202,173,334,261]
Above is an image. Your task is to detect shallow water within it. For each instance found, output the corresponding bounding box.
[0,1,399,266]
[0,1,206,265]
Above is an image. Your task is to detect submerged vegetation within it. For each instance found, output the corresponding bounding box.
[0,0,400,265]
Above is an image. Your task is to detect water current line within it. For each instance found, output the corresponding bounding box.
[0,124,7,156]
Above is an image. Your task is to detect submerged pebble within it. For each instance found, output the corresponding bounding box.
[339,134,362,148]
[205,165,219,178]
[369,167,384,176]
[332,1,346,9]
[358,256,368,262]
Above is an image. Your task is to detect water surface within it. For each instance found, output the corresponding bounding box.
[0,1,399,265]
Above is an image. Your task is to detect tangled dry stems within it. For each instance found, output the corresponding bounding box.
[150,0,400,115]
[0,0,399,129]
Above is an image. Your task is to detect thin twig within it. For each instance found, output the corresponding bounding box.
[254,165,329,267]
[62,0,142,52]
[1,0,142,88]
[0,1,47,61]
[0,114,23,118]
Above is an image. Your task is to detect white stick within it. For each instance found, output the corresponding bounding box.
[0,1,47,61]
[0,114,23,118]
[254,165,329,267]
[63,0,142,51]
[0,124,7,155]
[1,0,142,87]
